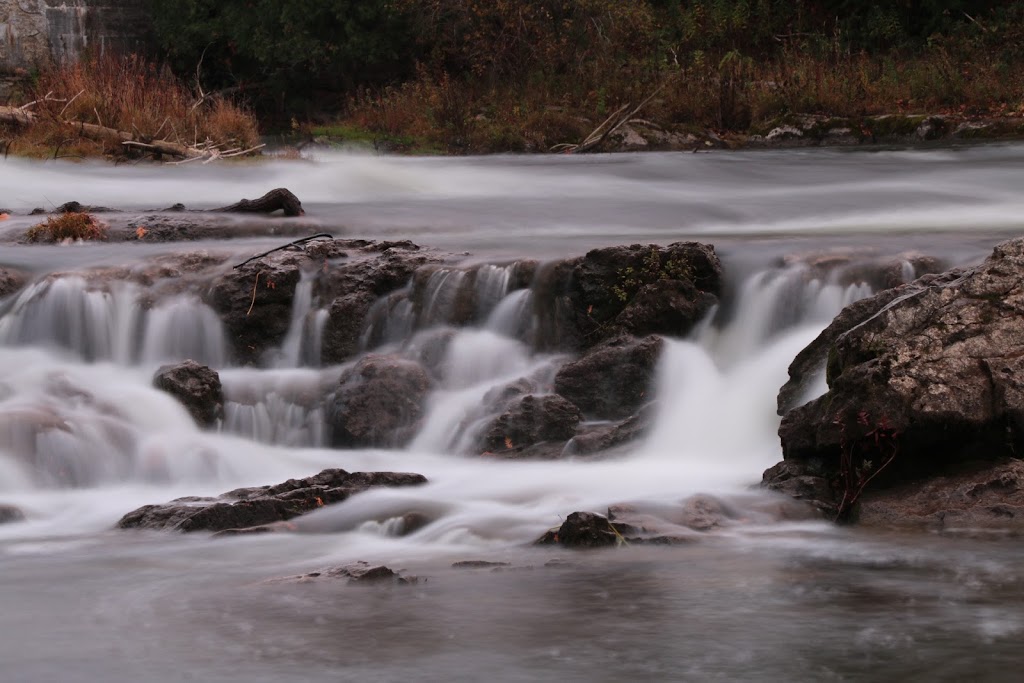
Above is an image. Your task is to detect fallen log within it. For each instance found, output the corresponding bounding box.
[0,106,35,127]
[1,105,253,161]
[214,188,304,217]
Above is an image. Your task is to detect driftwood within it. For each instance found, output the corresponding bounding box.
[551,81,670,154]
[0,104,260,161]
[215,188,304,217]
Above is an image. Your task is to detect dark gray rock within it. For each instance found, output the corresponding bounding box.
[0,504,25,525]
[117,468,427,533]
[153,360,224,428]
[480,394,581,455]
[328,355,432,448]
[554,336,662,419]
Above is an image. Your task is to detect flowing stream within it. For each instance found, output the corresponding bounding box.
[1,145,1024,682]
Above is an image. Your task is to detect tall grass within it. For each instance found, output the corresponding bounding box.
[339,39,1024,153]
[4,53,260,158]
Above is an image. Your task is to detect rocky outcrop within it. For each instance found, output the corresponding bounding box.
[327,355,432,448]
[770,238,1024,522]
[117,468,428,533]
[153,360,224,428]
[554,335,662,419]
[480,394,581,455]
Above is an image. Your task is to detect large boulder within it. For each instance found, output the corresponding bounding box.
[153,360,224,428]
[554,336,662,419]
[117,468,427,533]
[328,355,432,448]
[479,394,582,456]
[771,238,1024,521]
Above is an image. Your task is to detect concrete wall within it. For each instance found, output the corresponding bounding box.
[0,0,150,98]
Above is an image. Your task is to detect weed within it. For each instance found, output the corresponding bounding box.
[832,409,900,523]
[25,212,106,243]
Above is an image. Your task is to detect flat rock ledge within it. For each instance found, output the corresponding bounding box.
[116,468,427,533]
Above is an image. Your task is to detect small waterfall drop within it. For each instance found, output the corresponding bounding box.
[276,271,327,368]
[0,277,227,367]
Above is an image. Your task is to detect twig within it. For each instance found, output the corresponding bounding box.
[232,233,334,270]
[963,11,990,33]
[59,89,85,117]
[246,271,261,316]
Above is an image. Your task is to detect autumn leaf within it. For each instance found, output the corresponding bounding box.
[135,226,148,239]
[504,436,513,449]
[0,213,9,222]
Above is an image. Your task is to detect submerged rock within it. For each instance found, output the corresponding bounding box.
[554,335,662,420]
[270,561,417,585]
[536,511,625,548]
[328,355,432,448]
[153,360,224,428]
[116,468,428,533]
[771,238,1024,522]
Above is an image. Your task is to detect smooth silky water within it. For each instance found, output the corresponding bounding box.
[1,146,1023,682]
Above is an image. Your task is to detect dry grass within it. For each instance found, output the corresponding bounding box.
[25,212,106,243]
[338,43,1024,153]
[4,53,260,159]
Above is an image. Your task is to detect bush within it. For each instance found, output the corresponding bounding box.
[2,52,260,158]
[25,213,106,243]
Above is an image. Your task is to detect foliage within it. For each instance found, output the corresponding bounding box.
[149,0,415,107]
[25,213,106,243]
[832,409,900,523]
[3,53,259,158]
[612,248,694,304]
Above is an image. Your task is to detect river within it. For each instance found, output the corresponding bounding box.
[1,145,1023,682]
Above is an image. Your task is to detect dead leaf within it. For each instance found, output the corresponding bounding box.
[135,226,148,239]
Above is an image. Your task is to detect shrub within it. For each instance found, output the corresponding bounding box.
[25,213,106,243]
[4,53,259,158]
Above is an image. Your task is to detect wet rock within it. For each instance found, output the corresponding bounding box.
[761,461,835,517]
[452,560,511,569]
[116,468,428,533]
[480,394,581,455]
[320,243,440,363]
[328,355,432,448]
[206,253,307,366]
[566,404,657,456]
[536,511,624,548]
[854,459,1024,531]
[567,242,721,349]
[271,562,417,585]
[153,360,224,428]
[554,336,662,419]
[774,238,1024,519]
[0,267,28,298]
[0,504,25,524]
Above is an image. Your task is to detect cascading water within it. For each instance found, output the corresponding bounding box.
[1,148,1020,683]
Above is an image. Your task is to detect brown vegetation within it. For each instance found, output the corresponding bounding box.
[1,53,260,160]
[25,213,106,243]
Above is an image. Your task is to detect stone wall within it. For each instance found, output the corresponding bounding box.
[0,0,150,100]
